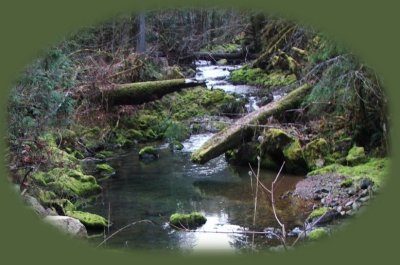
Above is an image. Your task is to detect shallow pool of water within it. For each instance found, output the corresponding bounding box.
[85,133,307,252]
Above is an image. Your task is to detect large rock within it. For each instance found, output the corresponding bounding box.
[303,138,330,170]
[23,195,51,217]
[346,146,367,166]
[43,215,88,238]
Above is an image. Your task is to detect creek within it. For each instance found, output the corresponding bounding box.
[86,61,306,252]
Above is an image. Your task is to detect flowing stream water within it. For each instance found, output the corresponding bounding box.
[86,61,306,252]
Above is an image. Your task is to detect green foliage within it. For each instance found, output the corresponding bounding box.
[8,48,77,141]
[308,34,346,64]
[164,121,190,142]
[201,43,240,53]
[340,178,353,188]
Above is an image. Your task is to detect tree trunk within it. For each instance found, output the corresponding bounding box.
[191,83,312,164]
[136,13,146,53]
[102,79,206,106]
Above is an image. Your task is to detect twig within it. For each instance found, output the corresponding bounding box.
[97,220,153,248]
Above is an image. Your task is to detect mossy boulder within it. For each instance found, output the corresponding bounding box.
[169,212,207,229]
[346,146,367,166]
[66,210,108,229]
[303,138,330,170]
[138,146,159,160]
[282,139,307,173]
[259,128,307,173]
[32,168,101,197]
[308,228,328,241]
[96,163,115,179]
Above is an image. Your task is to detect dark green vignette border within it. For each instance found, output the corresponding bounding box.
[0,1,398,264]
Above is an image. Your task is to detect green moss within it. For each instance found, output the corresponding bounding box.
[202,43,240,53]
[346,146,367,165]
[37,190,57,204]
[110,130,134,147]
[283,139,307,173]
[263,128,294,152]
[217,59,228,65]
[96,163,115,174]
[283,139,303,161]
[81,127,104,150]
[340,178,353,188]
[139,146,158,159]
[169,212,207,229]
[126,129,144,141]
[66,210,107,228]
[303,138,330,170]
[33,168,101,197]
[230,68,296,88]
[308,207,329,220]
[308,158,389,187]
[170,140,184,151]
[164,121,190,142]
[94,150,114,159]
[72,150,85,159]
[308,228,328,241]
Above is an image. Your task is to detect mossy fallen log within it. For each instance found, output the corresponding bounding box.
[191,83,312,164]
[103,79,205,106]
[192,51,257,62]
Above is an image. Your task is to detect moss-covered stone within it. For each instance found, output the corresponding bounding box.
[308,158,389,187]
[262,128,294,153]
[138,146,159,160]
[346,146,367,166]
[308,207,329,220]
[96,163,115,175]
[170,140,184,151]
[303,138,330,170]
[169,212,207,229]
[282,139,307,173]
[32,168,101,197]
[66,210,107,229]
[308,228,328,241]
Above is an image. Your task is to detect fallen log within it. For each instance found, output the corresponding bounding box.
[191,83,312,164]
[102,78,205,106]
[192,51,257,63]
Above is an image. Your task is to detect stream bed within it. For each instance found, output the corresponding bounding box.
[85,61,307,252]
